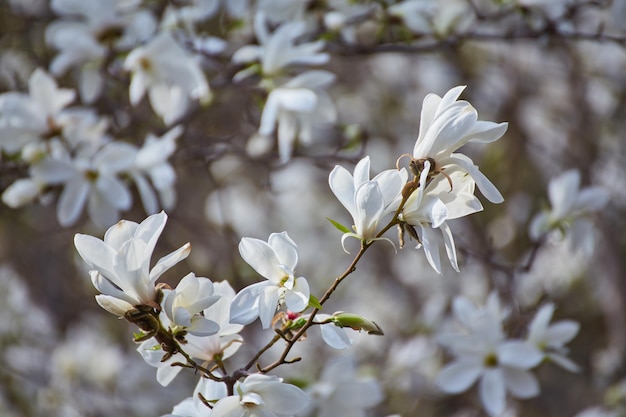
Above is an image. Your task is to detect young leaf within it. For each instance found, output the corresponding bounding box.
[308,294,323,310]
[326,217,351,234]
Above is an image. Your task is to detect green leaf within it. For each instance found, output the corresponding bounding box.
[308,294,323,310]
[326,217,351,234]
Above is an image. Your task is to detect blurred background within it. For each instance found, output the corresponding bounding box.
[1,0,626,416]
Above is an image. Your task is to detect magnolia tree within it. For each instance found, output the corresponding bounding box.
[1,1,625,417]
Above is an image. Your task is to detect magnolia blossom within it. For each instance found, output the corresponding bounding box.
[232,11,328,79]
[74,211,191,316]
[124,32,210,125]
[437,295,543,417]
[46,0,156,102]
[211,374,309,417]
[184,281,245,363]
[529,169,608,252]
[0,68,75,153]
[30,141,135,228]
[399,162,483,273]
[329,156,408,251]
[130,125,182,214]
[527,303,580,372]
[230,232,310,329]
[257,70,337,163]
[306,356,383,417]
[411,85,508,203]
[162,272,221,336]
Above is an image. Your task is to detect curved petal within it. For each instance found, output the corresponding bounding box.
[503,367,540,399]
[480,368,506,417]
[229,281,267,325]
[320,324,352,349]
[436,360,482,393]
[498,341,543,369]
[284,277,309,313]
[239,237,285,282]
[57,177,89,227]
[447,153,504,203]
[258,285,281,329]
[354,181,384,240]
[329,165,356,215]
[545,321,580,346]
[149,242,191,283]
[268,232,298,272]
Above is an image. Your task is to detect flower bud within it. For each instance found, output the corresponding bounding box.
[331,312,384,335]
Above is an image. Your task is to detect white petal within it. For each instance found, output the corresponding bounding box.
[239,237,285,283]
[545,321,580,346]
[503,367,540,399]
[57,177,89,226]
[498,341,543,369]
[320,324,352,349]
[258,285,280,329]
[229,281,267,325]
[480,369,506,417]
[94,294,133,316]
[268,231,298,271]
[284,277,309,313]
[437,360,482,393]
[329,165,357,215]
[149,242,191,282]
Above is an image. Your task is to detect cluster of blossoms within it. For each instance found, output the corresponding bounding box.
[0,67,181,228]
[330,85,506,273]
[69,85,586,417]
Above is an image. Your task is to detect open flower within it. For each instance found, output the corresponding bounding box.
[437,295,543,417]
[529,169,608,252]
[527,303,580,372]
[161,272,220,336]
[399,161,483,273]
[74,211,191,316]
[211,374,309,417]
[232,11,328,79]
[230,232,310,329]
[307,356,383,417]
[411,85,508,203]
[124,32,210,125]
[0,68,75,154]
[329,156,408,252]
[257,70,337,163]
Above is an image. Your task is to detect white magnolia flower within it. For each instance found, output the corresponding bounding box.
[31,141,135,228]
[399,162,483,273]
[411,85,508,203]
[437,296,543,417]
[124,32,210,125]
[0,68,75,154]
[257,70,337,163]
[230,232,310,329]
[232,11,328,79]
[162,272,221,336]
[329,156,408,251]
[529,169,608,252]
[527,303,580,372]
[131,125,182,214]
[46,0,156,102]
[211,374,309,417]
[74,211,191,316]
[307,356,383,417]
[183,281,245,363]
